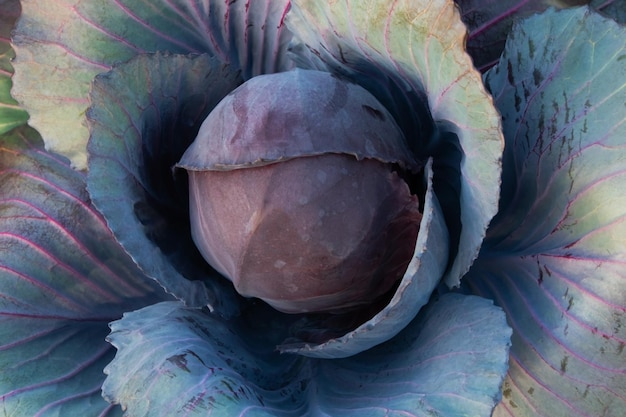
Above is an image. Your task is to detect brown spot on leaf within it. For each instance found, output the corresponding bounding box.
[507,60,515,85]
[167,354,191,373]
[533,68,543,85]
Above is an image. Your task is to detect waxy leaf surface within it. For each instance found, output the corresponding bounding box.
[465,7,626,416]
[87,52,243,312]
[103,293,511,416]
[0,126,168,416]
[286,0,504,289]
[280,161,450,358]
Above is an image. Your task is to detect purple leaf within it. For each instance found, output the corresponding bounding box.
[286,0,504,291]
[87,52,243,312]
[279,161,451,358]
[456,0,555,71]
[0,126,168,415]
[465,7,626,416]
[455,0,626,72]
[102,294,511,416]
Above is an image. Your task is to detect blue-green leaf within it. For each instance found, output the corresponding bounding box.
[0,318,122,417]
[11,0,293,169]
[0,126,168,416]
[103,301,304,417]
[321,294,511,417]
[103,293,511,416]
[286,0,504,289]
[465,7,626,416]
[87,52,242,312]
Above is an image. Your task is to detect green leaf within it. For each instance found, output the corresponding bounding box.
[286,0,504,289]
[0,0,28,133]
[103,293,511,416]
[11,0,292,169]
[87,52,243,311]
[466,7,626,416]
[0,126,168,416]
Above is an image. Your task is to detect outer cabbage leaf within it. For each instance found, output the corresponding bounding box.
[11,0,293,169]
[455,0,626,72]
[455,0,554,72]
[465,7,626,416]
[103,293,511,416]
[87,52,242,312]
[0,126,168,416]
[285,0,504,291]
[0,0,28,133]
[280,160,450,358]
